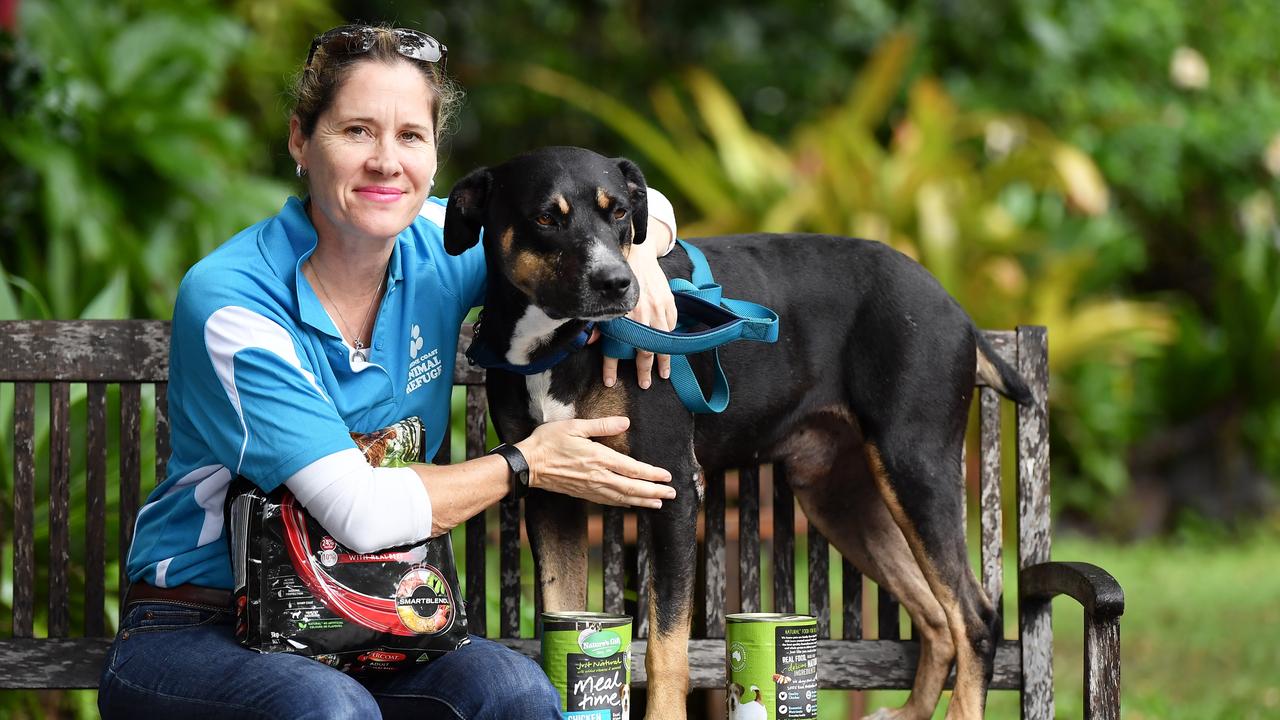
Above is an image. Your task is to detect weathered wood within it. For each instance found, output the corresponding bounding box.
[493,638,1024,691]
[119,383,141,615]
[808,525,830,638]
[603,507,624,614]
[464,385,488,636]
[879,587,900,640]
[1085,619,1122,720]
[0,321,170,382]
[636,512,652,638]
[85,383,108,638]
[48,382,72,638]
[738,467,761,613]
[13,382,35,638]
[772,465,795,613]
[703,469,726,638]
[0,638,113,689]
[980,386,1005,626]
[154,382,169,490]
[499,495,521,638]
[1017,325,1053,720]
[842,558,862,640]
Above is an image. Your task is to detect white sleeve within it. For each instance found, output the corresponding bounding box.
[284,449,433,554]
[646,187,679,257]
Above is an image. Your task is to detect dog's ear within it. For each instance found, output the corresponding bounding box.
[443,167,491,255]
[614,158,649,245]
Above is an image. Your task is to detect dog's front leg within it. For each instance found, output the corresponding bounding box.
[642,457,701,720]
[526,489,590,614]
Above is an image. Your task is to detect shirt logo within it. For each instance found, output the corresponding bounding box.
[410,324,425,358]
[406,322,442,395]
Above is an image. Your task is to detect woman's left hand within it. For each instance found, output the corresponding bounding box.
[602,217,676,389]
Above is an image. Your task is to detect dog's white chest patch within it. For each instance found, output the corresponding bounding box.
[526,371,577,425]
[507,305,569,366]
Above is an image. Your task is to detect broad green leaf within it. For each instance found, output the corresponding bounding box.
[80,270,130,320]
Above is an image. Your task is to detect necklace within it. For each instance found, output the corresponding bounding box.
[308,257,385,363]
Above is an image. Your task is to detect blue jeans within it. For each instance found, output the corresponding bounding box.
[99,601,562,719]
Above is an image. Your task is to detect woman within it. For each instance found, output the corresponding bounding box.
[100,25,680,719]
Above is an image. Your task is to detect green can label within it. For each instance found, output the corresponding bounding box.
[541,612,632,720]
[726,613,818,719]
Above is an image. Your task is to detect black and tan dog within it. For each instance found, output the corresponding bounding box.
[444,147,1032,720]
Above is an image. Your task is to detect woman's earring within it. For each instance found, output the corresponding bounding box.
[296,164,307,178]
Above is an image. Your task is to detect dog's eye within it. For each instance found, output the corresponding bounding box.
[535,214,555,226]
[613,207,627,220]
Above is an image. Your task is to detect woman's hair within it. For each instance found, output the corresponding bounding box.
[290,26,463,141]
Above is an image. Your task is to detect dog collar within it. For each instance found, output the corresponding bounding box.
[465,323,594,375]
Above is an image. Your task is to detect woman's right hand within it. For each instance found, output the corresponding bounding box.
[515,417,676,509]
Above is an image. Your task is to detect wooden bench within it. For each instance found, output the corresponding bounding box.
[0,320,1123,718]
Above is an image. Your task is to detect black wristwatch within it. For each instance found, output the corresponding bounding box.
[488,443,530,500]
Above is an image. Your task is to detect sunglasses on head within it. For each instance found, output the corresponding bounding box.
[305,25,447,70]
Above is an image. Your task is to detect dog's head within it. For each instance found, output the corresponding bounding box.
[443,146,649,321]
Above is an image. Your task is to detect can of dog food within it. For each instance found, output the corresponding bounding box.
[725,613,818,719]
[541,611,632,720]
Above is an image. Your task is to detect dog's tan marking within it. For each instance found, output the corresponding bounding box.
[865,443,991,719]
[596,187,612,209]
[511,249,556,296]
[576,383,629,454]
[532,513,589,613]
[552,193,570,215]
[643,575,691,720]
[500,227,514,257]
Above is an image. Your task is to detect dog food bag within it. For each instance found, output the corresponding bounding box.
[541,611,632,719]
[229,417,469,673]
[726,613,818,719]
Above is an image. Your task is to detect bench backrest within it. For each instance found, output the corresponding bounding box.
[0,320,1050,699]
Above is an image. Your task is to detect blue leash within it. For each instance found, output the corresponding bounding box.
[599,240,779,413]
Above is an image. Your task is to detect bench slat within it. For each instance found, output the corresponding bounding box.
[13,382,35,638]
[155,382,169,491]
[48,382,72,638]
[878,587,900,640]
[702,469,725,637]
[1017,325,1054,720]
[603,508,624,614]
[490,638,1024,691]
[85,383,108,638]
[772,466,796,614]
[0,321,169,382]
[499,495,521,638]
[808,525,830,638]
[738,467,761,613]
[842,558,862,640]
[464,386,488,636]
[980,385,1005,628]
[119,384,141,613]
[636,513,651,638]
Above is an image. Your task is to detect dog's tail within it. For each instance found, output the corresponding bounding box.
[973,329,1034,406]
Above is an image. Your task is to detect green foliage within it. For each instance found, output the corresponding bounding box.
[0,0,293,320]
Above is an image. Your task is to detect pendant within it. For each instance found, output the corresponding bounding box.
[351,341,368,363]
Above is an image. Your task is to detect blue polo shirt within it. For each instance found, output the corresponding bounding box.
[126,196,485,589]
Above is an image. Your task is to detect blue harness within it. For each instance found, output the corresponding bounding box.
[598,240,779,413]
[467,240,779,413]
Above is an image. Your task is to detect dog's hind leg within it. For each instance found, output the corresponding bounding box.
[526,490,589,613]
[781,413,954,720]
[860,425,997,720]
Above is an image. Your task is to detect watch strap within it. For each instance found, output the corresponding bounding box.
[488,443,530,500]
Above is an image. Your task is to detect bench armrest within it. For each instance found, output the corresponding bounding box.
[1021,560,1124,620]
[1021,560,1124,720]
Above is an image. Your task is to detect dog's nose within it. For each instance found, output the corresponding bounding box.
[590,266,633,300]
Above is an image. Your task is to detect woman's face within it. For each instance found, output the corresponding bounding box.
[289,59,438,246]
